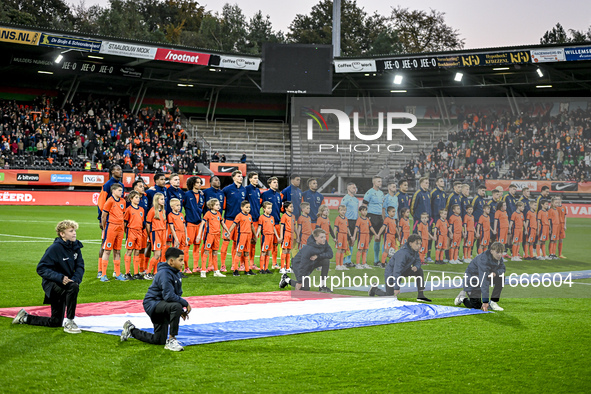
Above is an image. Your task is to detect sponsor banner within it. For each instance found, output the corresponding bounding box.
[376,57,437,71]
[0,191,98,206]
[322,196,591,218]
[209,163,247,177]
[59,60,142,78]
[216,55,261,71]
[51,174,73,183]
[334,59,377,73]
[39,33,101,53]
[83,174,105,184]
[0,27,40,45]
[324,196,362,209]
[16,173,39,182]
[564,204,591,218]
[11,55,53,67]
[564,46,591,61]
[485,180,591,193]
[437,51,530,67]
[99,41,157,60]
[531,48,565,63]
[154,48,210,65]
[0,170,210,188]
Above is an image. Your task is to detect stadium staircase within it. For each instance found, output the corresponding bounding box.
[290,120,454,179]
[184,117,290,176]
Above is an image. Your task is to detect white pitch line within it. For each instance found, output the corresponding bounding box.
[0,233,55,240]
[0,219,98,225]
[0,234,102,243]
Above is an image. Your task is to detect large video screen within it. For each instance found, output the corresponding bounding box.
[262,43,333,95]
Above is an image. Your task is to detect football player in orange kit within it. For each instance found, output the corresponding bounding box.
[508,201,525,261]
[100,183,126,282]
[124,190,145,280]
[279,201,295,273]
[296,202,312,248]
[448,204,463,264]
[352,206,379,269]
[145,193,167,279]
[376,206,398,267]
[227,201,257,276]
[476,204,491,254]
[417,212,434,264]
[398,208,411,246]
[433,209,448,264]
[197,198,230,278]
[334,204,352,270]
[462,205,475,263]
[258,201,281,273]
[524,201,538,260]
[557,196,567,258]
[537,199,550,260]
[167,199,189,271]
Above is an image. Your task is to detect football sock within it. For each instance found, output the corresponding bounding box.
[133,255,139,275]
[101,258,108,276]
[211,253,218,271]
[192,245,200,270]
[147,257,158,273]
[243,254,250,272]
[232,254,240,271]
[373,240,381,263]
[138,254,145,272]
[114,259,121,276]
[124,255,131,274]
[512,244,519,258]
[272,244,278,267]
[183,245,189,269]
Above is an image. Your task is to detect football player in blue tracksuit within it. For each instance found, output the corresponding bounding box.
[429,177,447,260]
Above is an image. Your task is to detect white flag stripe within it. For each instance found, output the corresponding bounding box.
[76,298,416,333]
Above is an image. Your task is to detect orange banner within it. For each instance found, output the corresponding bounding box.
[0,191,98,206]
[485,180,591,193]
[0,170,210,188]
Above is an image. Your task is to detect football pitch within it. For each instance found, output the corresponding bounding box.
[1,206,590,392]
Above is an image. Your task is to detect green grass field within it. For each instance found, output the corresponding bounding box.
[1,206,590,392]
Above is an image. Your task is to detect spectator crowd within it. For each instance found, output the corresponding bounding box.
[394,103,591,184]
[0,95,209,174]
[1,96,590,184]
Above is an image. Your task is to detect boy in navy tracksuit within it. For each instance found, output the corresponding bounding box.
[12,220,85,334]
[368,234,431,302]
[120,247,192,351]
[454,242,506,312]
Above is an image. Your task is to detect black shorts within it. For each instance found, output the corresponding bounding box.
[347,219,356,239]
[367,213,383,235]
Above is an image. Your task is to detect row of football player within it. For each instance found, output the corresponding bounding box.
[97,181,305,281]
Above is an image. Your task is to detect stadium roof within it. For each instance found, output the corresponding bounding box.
[1,23,591,108]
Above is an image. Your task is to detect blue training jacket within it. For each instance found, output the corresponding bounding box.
[183,190,205,225]
[463,250,506,303]
[143,262,188,317]
[37,238,85,303]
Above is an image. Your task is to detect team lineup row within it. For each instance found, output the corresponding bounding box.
[95,165,567,281]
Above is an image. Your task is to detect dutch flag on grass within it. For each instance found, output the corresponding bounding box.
[1,291,485,346]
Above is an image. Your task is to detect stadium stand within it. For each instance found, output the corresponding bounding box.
[186,117,289,176]
[0,97,208,174]
[3,95,589,187]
